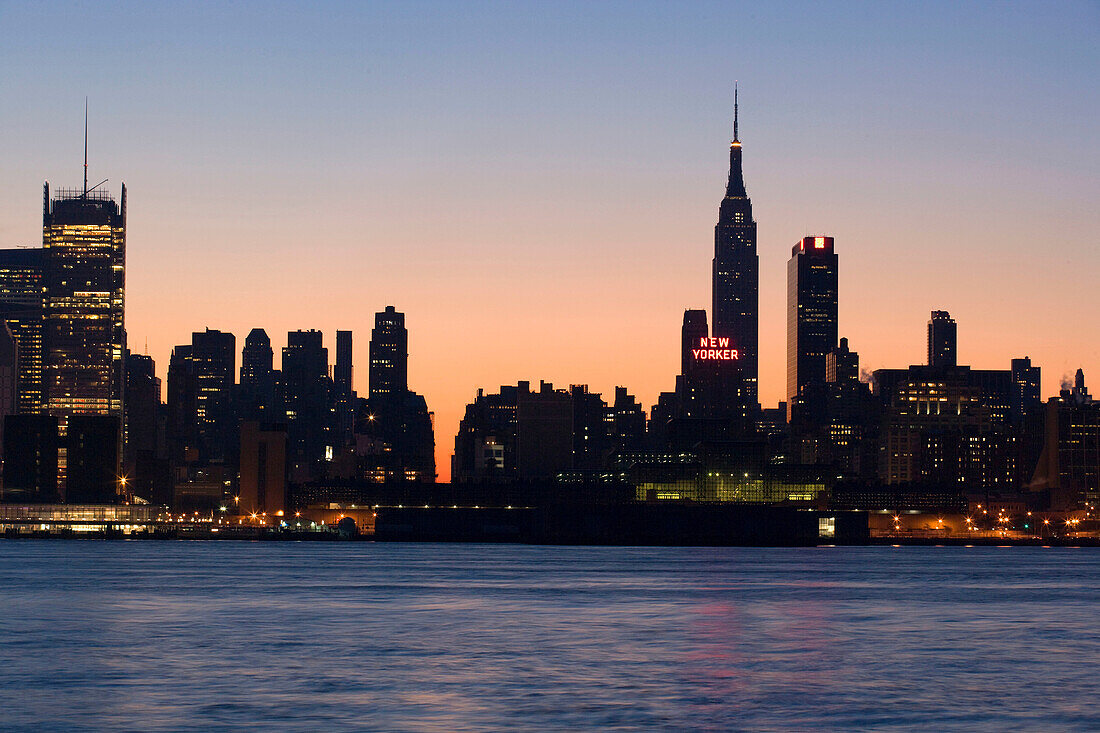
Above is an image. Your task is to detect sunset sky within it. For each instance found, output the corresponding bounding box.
[1,1,1097,480]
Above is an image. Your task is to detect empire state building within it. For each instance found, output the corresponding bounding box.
[711,89,759,424]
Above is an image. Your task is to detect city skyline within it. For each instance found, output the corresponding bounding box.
[1,2,1097,481]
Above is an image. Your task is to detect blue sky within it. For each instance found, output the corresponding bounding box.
[1,1,1097,475]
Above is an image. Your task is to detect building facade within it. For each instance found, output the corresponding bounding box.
[0,248,45,414]
[710,96,759,424]
[786,236,838,423]
[928,310,957,368]
[42,183,126,496]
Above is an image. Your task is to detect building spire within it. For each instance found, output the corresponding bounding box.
[733,82,739,143]
[83,97,88,196]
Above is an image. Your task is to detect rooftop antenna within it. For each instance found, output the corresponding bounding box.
[83,97,88,196]
[730,81,739,141]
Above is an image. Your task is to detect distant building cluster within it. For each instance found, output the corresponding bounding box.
[1,102,1098,526]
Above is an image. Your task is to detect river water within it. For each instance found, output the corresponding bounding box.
[1,541,1097,731]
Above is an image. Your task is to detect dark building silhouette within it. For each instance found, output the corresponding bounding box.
[123,350,162,501]
[123,351,159,463]
[356,308,434,483]
[820,338,880,478]
[356,390,436,483]
[610,387,647,455]
[1010,357,1042,421]
[190,329,236,463]
[240,328,276,421]
[711,90,759,423]
[453,381,645,485]
[281,329,334,481]
[334,329,356,447]
[239,421,287,516]
[787,236,838,423]
[167,344,197,463]
[452,381,572,482]
[2,414,59,502]
[369,306,407,399]
[1031,370,1099,510]
[166,330,238,509]
[0,248,45,414]
[42,183,126,491]
[928,310,957,368]
[570,385,609,471]
[681,309,710,379]
[651,309,753,449]
[827,337,859,384]
[0,323,16,464]
[65,415,121,503]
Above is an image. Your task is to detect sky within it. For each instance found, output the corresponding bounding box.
[0,1,1097,480]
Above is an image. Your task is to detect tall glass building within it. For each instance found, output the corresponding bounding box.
[42,182,126,490]
[0,248,46,414]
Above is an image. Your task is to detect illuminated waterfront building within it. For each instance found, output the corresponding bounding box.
[42,182,126,496]
[787,236,838,423]
[0,248,45,414]
[711,89,759,422]
[873,316,1018,492]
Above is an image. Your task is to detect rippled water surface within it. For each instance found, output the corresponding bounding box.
[1,542,1099,731]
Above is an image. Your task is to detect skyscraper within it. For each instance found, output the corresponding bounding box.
[334,329,356,446]
[358,307,435,482]
[123,349,165,505]
[787,236,838,422]
[335,330,353,395]
[240,328,276,420]
[281,329,334,479]
[42,180,126,496]
[1010,356,1042,422]
[369,306,407,399]
[123,350,160,468]
[711,89,759,422]
[0,248,45,414]
[191,329,236,463]
[928,310,957,368]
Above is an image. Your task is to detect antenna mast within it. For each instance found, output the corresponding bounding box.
[730,81,739,141]
[83,97,89,196]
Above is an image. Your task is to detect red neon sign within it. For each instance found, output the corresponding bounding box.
[692,337,739,360]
